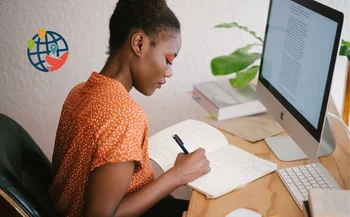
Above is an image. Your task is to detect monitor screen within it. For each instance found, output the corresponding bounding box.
[259,0,342,141]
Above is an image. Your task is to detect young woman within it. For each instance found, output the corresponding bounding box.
[48,0,210,217]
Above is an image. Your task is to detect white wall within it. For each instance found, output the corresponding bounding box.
[0,0,349,159]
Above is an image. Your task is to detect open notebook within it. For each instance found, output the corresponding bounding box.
[148,119,277,199]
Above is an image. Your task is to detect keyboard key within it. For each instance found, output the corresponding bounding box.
[284,178,293,184]
[302,192,308,198]
[321,184,328,188]
[286,168,294,173]
[306,165,313,169]
[281,174,289,179]
[300,178,308,183]
[293,168,301,173]
[297,184,305,189]
[288,184,305,203]
[318,181,325,185]
[279,170,287,174]
[300,188,307,193]
[295,181,302,186]
[280,173,288,178]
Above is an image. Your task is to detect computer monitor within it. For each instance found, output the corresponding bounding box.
[257,0,343,163]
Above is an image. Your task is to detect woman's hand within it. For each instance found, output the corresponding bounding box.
[171,148,210,185]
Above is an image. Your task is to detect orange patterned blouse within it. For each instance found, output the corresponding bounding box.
[49,72,154,217]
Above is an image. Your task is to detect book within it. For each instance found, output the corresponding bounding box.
[192,80,266,121]
[148,119,277,199]
[203,114,284,143]
[307,189,350,217]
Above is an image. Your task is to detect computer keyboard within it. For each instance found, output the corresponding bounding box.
[277,163,341,210]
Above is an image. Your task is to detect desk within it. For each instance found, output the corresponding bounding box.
[186,100,350,217]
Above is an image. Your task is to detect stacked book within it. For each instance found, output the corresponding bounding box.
[192,79,266,120]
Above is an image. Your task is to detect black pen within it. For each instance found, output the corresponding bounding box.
[172,134,189,154]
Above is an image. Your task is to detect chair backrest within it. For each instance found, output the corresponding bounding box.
[0,113,53,217]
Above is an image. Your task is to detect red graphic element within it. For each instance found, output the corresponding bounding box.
[45,52,69,72]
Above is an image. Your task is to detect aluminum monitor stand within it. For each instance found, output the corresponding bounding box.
[264,115,336,161]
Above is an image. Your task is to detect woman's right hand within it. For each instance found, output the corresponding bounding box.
[171,148,210,186]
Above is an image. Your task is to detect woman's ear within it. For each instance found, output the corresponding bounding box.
[131,32,145,57]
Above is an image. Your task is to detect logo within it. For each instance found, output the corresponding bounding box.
[280,111,284,120]
[27,28,69,72]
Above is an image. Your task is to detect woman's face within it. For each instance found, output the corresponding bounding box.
[131,31,182,96]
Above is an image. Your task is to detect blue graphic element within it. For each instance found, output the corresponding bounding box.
[27,31,69,72]
[50,44,58,55]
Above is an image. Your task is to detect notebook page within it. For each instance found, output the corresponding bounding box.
[148,119,228,171]
[188,145,277,198]
[309,189,350,217]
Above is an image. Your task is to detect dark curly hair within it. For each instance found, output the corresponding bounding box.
[108,0,181,56]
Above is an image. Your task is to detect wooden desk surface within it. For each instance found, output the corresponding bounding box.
[187,101,350,217]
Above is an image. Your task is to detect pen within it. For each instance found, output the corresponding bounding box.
[172,134,189,154]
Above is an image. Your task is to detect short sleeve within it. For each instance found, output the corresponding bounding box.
[90,114,146,172]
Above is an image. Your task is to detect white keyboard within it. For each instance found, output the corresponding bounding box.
[277,163,341,209]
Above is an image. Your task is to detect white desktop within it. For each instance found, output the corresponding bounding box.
[256,0,343,210]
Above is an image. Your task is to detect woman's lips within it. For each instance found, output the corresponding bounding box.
[157,81,166,88]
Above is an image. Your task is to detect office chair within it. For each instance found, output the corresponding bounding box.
[0,113,54,217]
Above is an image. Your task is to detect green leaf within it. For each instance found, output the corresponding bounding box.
[229,66,260,88]
[215,22,263,42]
[341,39,350,47]
[211,44,261,76]
[230,43,261,55]
[339,39,350,61]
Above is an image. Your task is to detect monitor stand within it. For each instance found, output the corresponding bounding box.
[264,115,336,162]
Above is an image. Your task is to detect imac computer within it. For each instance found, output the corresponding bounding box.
[257,0,343,209]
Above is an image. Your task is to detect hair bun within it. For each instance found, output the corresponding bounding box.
[126,0,167,21]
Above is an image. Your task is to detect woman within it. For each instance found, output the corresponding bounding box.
[49,0,210,216]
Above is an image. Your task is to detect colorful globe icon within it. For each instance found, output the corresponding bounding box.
[27,29,69,72]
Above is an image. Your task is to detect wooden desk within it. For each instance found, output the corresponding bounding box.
[186,100,350,217]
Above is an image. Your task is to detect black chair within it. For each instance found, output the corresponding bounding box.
[0,113,53,217]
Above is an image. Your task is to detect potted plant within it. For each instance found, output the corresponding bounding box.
[211,22,350,90]
[210,22,263,88]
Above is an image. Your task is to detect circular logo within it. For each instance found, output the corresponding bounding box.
[27,29,69,72]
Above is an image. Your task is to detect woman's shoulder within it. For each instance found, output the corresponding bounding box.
[115,99,147,122]
[93,95,147,126]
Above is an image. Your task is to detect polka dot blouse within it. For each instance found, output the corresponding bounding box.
[49,72,154,217]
